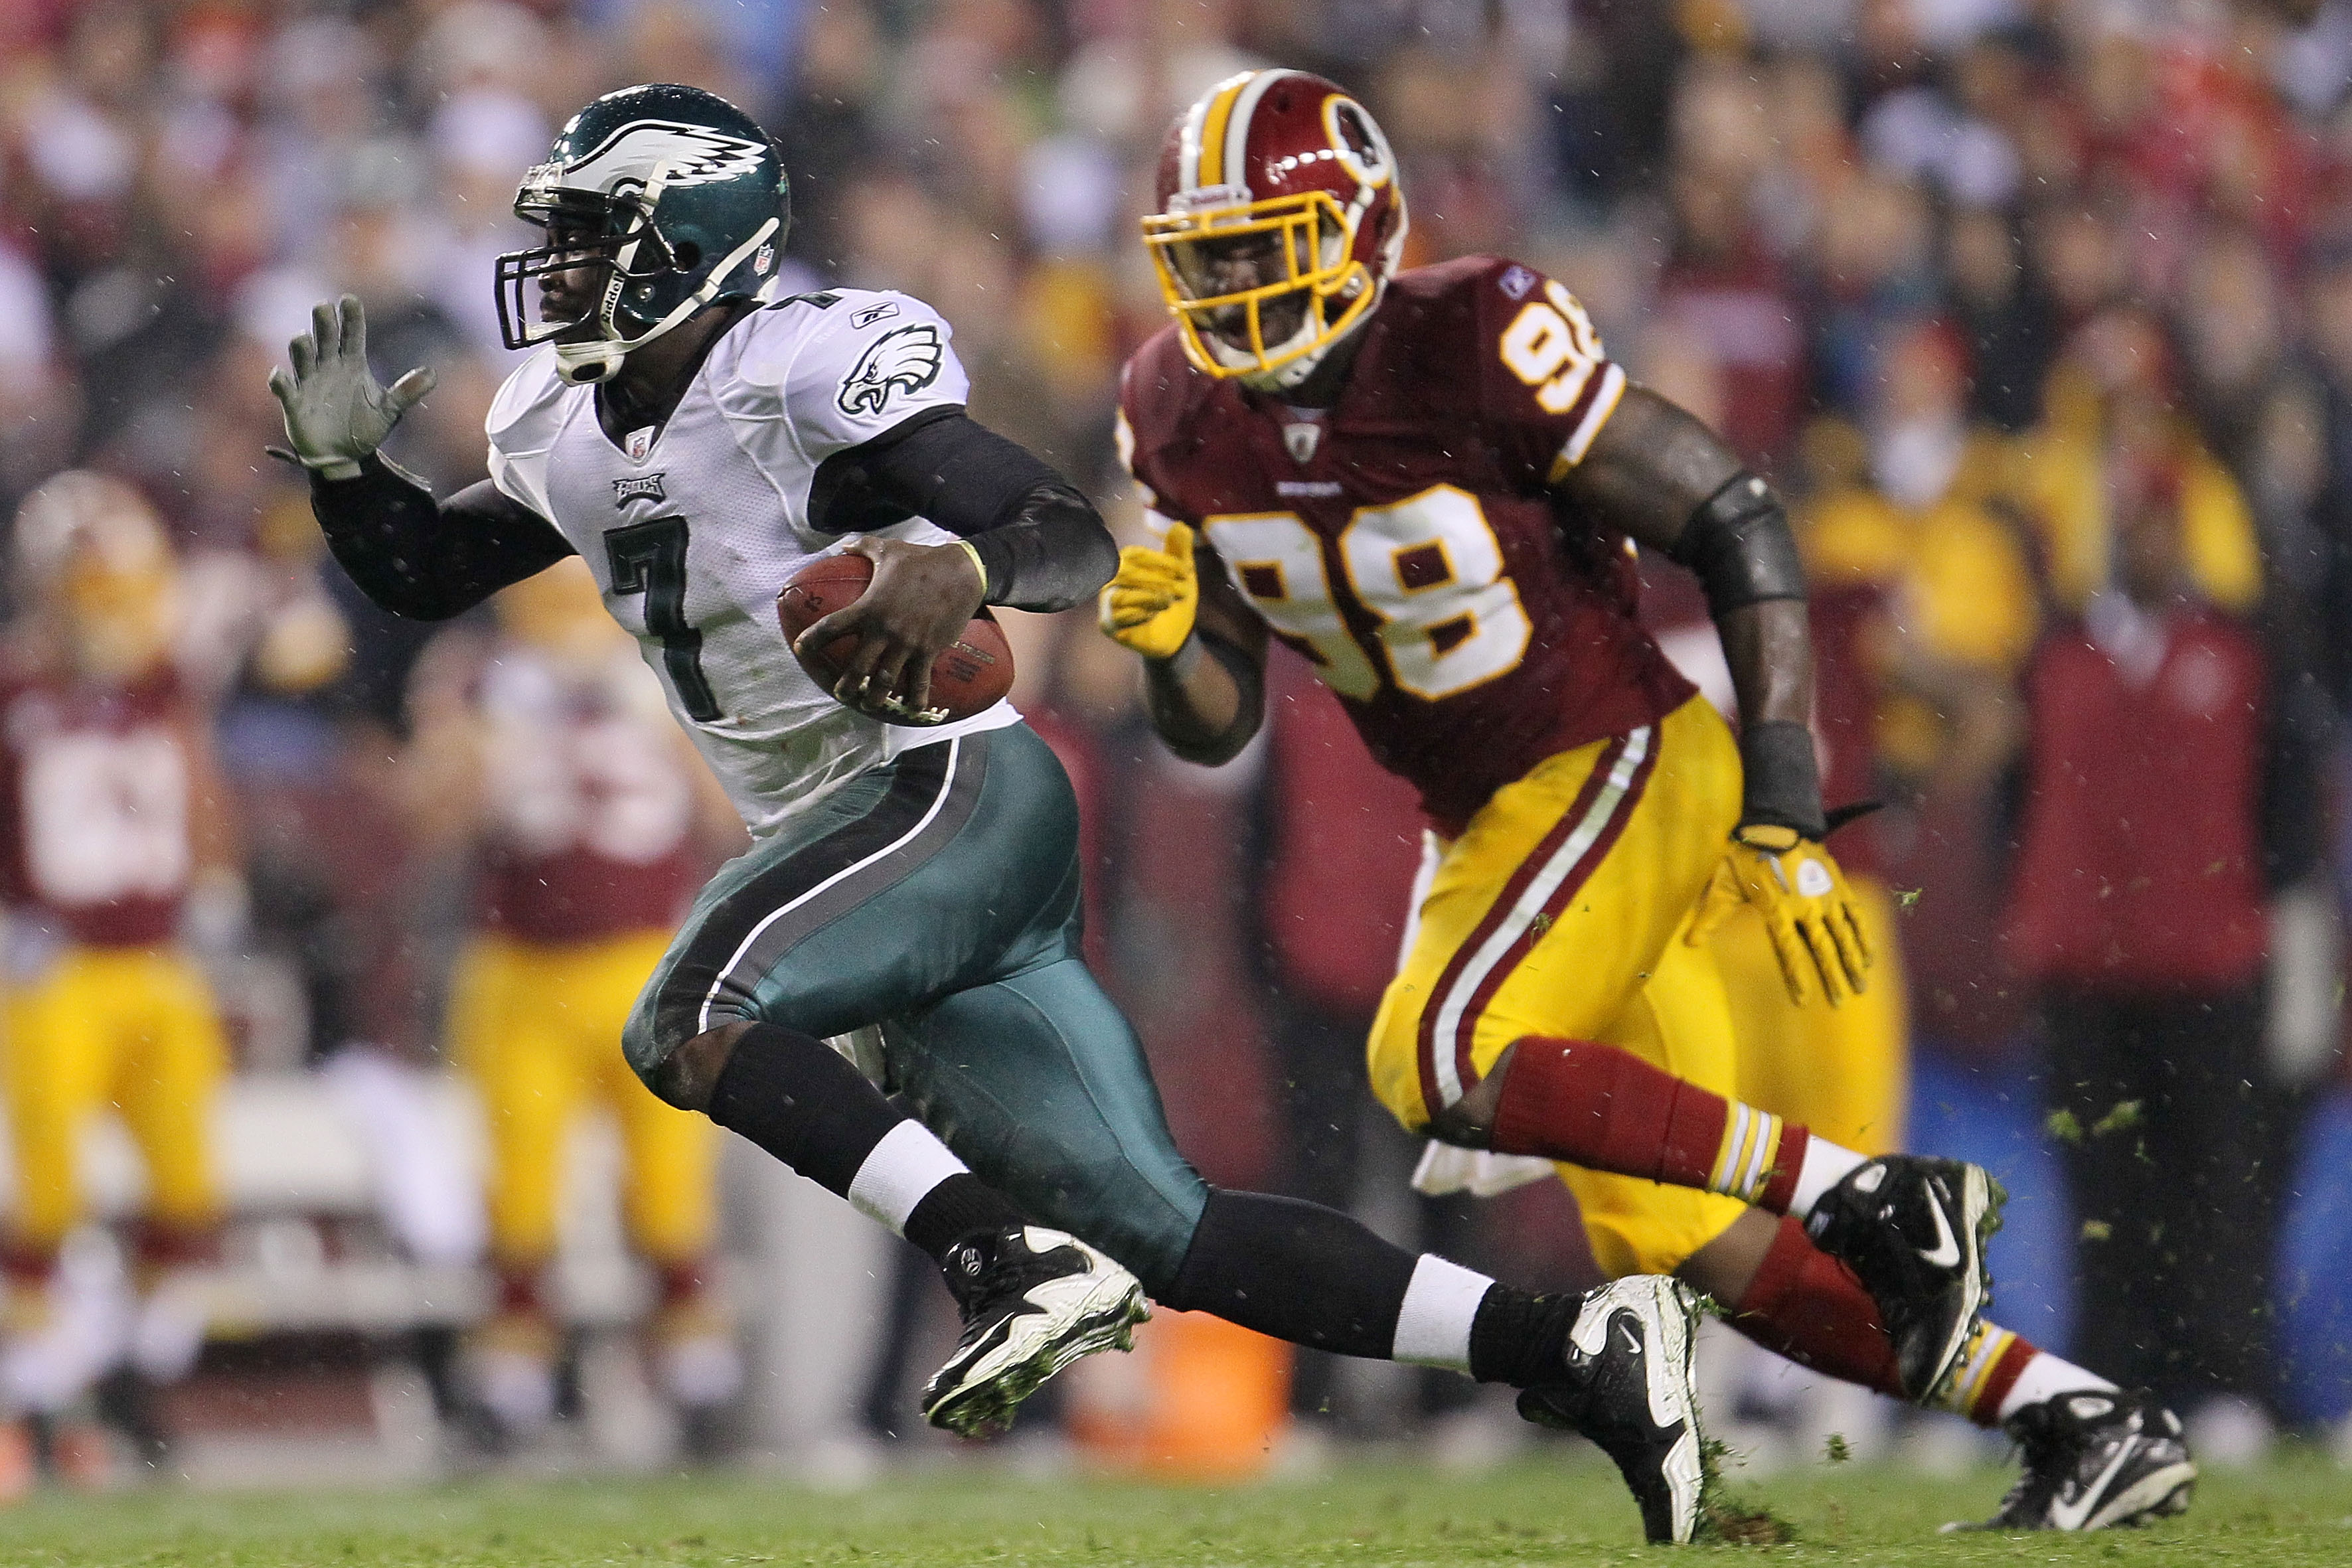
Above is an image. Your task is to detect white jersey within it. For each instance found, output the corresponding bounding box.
[483,289,1020,839]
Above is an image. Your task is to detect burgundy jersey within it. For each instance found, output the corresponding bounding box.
[0,670,197,947]
[2003,603,2270,994]
[477,646,702,944]
[1121,255,1694,836]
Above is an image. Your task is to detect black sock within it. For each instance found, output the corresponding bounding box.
[705,1022,913,1197]
[903,1174,1027,1261]
[704,1024,1026,1269]
[1159,1189,1419,1359]
[1468,1287,1581,1387]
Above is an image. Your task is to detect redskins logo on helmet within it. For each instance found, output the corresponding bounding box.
[1144,70,1409,390]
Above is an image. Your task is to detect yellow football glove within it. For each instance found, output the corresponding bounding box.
[1688,824,1873,1007]
[1098,522,1198,661]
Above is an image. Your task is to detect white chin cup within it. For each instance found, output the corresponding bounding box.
[1217,299,1324,390]
[553,338,629,384]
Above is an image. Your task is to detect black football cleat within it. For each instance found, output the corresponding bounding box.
[1806,1154,2001,1402]
[920,1225,1147,1439]
[1516,1276,1707,1545]
[1945,1389,2195,1532]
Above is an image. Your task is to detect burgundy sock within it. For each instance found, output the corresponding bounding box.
[1967,1334,2041,1427]
[1727,1215,1904,1399]
[1490,1036,1731,1188]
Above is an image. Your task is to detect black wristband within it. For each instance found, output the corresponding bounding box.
[1670,471,1807,621]
[1738,720,1826,840]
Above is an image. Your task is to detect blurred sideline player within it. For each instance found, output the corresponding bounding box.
[0,474,236,1486]
[1104,69,2191,1531]
[270,83,1726,1543]
[404,559,744,1453]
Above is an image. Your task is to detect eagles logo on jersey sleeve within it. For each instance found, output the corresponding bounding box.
[773,292,971,458]
[836,323,946,417]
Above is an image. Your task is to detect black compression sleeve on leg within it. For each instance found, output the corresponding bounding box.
[1158,1189,1419,1360]
[704,1023,912,1198]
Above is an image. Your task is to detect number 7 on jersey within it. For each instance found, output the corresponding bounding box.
[605,516,722,722]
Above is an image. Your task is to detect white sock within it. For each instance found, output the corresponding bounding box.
[1786,1137,1870,1222]
[1998,1351,2118,1423]
[1389,1254,1494,1374]
[844,1120,971,1235]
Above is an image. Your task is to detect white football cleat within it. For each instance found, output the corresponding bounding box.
[1516,1275,1708,1545]
[921,1225,1147,1439]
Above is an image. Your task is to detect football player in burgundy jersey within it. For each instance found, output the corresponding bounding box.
[0,474,237,1483]
[1105,70,2191,1530]
[271,83,1723,1540]
[407,559,745,1455]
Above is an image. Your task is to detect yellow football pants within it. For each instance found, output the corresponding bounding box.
[1713,875,1908,1156]
[448,930,716,1267]
[1370,696,1756,1278]
[3,945,227,1252]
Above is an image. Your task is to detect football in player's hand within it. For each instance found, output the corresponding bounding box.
[777,551,1014,726]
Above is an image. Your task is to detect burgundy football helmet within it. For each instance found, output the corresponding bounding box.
[1143,70,1409,390]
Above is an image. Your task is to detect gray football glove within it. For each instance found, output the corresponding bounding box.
[265,295,435,481]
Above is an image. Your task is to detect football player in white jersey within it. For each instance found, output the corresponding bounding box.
[268,84,1715,1539]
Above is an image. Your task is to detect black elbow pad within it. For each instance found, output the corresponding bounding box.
[1668,471,1806,620]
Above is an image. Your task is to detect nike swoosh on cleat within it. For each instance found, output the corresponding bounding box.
[2045,1439,2140,1531]
[1916,1194,1962,1269]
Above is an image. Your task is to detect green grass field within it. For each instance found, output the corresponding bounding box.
[4,1453,2349,1567]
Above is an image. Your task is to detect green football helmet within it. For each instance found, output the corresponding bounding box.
[497,83,791,385]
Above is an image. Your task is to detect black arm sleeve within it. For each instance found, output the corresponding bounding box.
[805,406,1118,613]
[309,455,576,621]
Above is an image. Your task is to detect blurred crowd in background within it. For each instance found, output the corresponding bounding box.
[9,0,2352,1495]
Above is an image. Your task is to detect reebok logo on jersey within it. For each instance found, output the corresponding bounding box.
[1500,264,1536,300]
[850,301,900,329]
[838,323,944,417]
[613,473,667,505]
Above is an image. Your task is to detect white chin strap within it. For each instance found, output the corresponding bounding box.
[551,216,779,386]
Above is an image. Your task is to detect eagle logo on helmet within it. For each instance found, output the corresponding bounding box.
[836,323,945,417]
[550,119,771,196]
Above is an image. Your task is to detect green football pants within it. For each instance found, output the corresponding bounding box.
[623,724,1209,1291]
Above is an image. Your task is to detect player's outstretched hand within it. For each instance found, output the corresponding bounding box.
[265,295,435,481]
[1689,828,1873,1007]
[1099,522,1198,661]
[794,536,986,719]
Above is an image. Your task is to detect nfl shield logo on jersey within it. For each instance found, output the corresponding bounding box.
[1283,422,1321,464]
